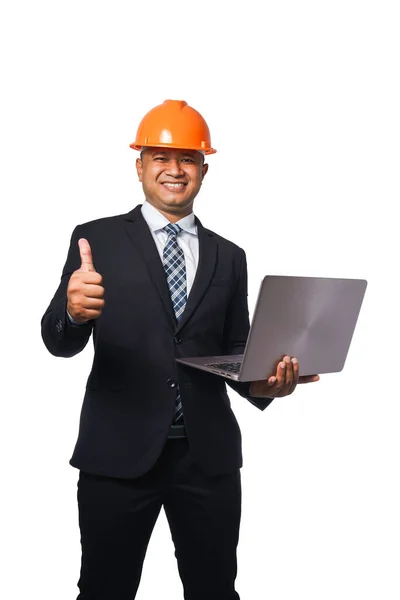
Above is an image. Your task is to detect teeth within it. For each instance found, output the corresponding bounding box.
[163,183,185,188]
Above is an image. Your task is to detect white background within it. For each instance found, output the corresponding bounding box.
[1,1,399,599]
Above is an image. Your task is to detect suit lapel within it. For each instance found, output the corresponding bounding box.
[175,217,217,334]
[123,205,176,328]
[123,205,218,333]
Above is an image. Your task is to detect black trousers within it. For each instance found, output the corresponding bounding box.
[76,437,241,599]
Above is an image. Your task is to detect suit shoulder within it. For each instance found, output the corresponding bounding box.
[74,212,128,231]
[71,204,142,236]
[203,226,246,256]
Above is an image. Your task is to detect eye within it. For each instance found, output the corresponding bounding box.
[181,157,195,163]
[154,156,167,162]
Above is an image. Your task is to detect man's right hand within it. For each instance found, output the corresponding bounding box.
[66,238,105,323]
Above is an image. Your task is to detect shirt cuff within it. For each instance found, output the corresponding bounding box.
[66,308,85,326]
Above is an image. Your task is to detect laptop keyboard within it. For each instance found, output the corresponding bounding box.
[205,362,242,374]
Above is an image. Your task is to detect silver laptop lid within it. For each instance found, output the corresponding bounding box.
[239,275,367,380]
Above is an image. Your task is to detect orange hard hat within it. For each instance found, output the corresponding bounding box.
[130,99,216,155]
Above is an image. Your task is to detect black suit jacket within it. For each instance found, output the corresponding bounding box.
[41,205,273,478]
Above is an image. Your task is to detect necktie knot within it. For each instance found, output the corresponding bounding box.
[164,223,182,238]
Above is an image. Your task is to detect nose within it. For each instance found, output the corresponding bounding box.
[165,159,184,177]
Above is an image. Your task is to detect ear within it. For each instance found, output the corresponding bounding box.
[136,157,143,182]
[201,162,209,180]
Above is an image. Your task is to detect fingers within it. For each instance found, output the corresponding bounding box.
[78,271,103,286]
[275,361,286,389]
[78,238,96,273]
[289,356,299,394]
[263,358,319,397]
[82,283,105,298]
[268,358,288,394]
[268,356,299,396]
[253,355,303,397]
[78,295,105,310]
[284,356,294,387]
[66,294,105,323]
[67,271,103,291]
[299,374,320,383]
[280,356,297,395]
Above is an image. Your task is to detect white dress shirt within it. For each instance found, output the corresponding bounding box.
[141,200,199,296]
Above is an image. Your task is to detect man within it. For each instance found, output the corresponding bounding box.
[41,99,319,600]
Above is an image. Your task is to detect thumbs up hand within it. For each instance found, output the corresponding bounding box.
[66,238,105,323]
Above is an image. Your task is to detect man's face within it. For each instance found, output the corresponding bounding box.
[136,147,208,219]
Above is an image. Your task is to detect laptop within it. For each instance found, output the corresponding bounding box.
[176,275,367,381]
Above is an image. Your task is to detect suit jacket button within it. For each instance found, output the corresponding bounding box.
[174,336,182,344]
[167,379,177,388]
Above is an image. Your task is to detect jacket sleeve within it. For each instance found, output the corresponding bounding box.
[41,225,94,357]
[222,248,274,411]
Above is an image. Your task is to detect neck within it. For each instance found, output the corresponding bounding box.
[145,200,193,223]
[162,211,189,223]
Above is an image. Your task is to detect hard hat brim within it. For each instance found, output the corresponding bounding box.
[130,142,216,155]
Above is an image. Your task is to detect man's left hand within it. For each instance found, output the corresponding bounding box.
[249,355,320,398]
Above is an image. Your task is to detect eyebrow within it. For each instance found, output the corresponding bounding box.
[151,150,198,159]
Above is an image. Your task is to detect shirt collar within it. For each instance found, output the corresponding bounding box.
[141,199,197,235]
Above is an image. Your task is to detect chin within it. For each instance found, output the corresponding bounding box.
[162,197,190,209]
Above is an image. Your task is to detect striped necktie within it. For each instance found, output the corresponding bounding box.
[163,223,187,423]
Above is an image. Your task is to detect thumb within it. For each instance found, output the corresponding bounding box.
[78,238,96,272]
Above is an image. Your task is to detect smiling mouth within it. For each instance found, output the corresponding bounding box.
[161,182,187,190]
